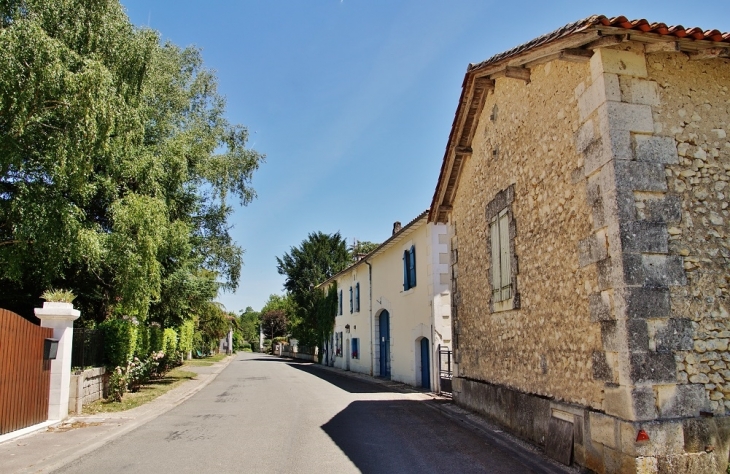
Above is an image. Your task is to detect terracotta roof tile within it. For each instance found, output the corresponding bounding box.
[469,14,730,73]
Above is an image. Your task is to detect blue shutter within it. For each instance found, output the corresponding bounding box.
[339,290,343,315]
[410,245,417,288]
[352,338,359,359]
[349,286,353,313]
[355,283,360,312]
[403,250,409,290]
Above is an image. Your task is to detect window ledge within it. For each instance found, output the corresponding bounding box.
[492,298,515,313]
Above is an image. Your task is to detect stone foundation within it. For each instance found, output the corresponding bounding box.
[454,376,730,473]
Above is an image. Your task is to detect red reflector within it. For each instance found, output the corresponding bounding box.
[636,429,650,442]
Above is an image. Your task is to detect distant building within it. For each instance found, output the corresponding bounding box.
[429,14,730,473]
[321,211,451,391]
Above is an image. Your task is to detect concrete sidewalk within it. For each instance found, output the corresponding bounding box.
[0,355,235,474]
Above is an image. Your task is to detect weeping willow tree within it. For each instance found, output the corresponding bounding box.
[0,0,263,322]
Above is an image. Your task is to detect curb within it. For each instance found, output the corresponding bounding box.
[33,354,236,473]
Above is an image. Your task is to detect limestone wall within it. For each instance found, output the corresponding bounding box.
[648,52,730,415]
[450,58,604,408]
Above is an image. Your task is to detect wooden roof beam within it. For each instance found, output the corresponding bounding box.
[559,48,594,62]
[490,66,531,83]
[585,34,627,50]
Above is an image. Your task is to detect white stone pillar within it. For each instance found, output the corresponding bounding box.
[34,302,80,421]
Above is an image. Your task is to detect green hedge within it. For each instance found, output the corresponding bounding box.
[100,319,138,367]
[162,327,178,355]
[150,326,164,352]
[135,325,150,358]
[177,320,194,355]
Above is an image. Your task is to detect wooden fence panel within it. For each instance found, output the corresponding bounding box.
[0,309,52,435]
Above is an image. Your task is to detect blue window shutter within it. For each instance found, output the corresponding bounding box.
[355,283,360,312]
[339,290,343,315]
[410,245,417,288]
[349,286,353,313]
[403,250,409,290]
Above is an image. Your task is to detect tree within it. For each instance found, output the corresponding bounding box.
[276,232,350,348]
[260,310,287,352]
[0,0,263,321]
[349,240,380,259]
[238,306,260,344]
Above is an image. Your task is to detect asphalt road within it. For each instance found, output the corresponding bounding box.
[55,352,565,474]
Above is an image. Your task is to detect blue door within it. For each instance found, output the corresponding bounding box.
[379,311,390,378]
[420,338,430,390]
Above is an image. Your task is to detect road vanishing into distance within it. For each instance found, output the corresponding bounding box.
[56,352,569,474]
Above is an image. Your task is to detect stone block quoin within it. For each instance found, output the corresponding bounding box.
[571,45,701,423]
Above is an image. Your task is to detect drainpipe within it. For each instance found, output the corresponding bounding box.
[365,259,373,376]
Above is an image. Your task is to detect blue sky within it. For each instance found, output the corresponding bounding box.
[119,1,729,313]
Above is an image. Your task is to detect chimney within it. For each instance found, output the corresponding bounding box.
[392,221,402,235]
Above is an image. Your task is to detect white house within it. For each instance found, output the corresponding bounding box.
[322,211,452,391]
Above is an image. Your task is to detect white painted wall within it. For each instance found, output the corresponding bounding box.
[323,215,451,390]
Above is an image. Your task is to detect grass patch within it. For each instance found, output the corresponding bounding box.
[184,353,228,366]
[83,367,197,414]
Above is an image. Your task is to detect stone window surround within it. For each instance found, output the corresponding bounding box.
[485,184,520,313]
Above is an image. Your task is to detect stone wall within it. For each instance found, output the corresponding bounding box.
[648,51,730,416]
[450,58,605,408]
[68,367,107,415]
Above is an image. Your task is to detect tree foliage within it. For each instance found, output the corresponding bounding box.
[350,240,379,258]
[238,306,260,344]
[276,232,349,348]
[0,0,263,321]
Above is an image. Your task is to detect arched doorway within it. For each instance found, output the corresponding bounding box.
[420,337,430,390]
[379,311,390,378]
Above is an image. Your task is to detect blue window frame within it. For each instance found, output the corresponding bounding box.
[355,283,360,312]
[349,286,353,313]
[403,245,417,290]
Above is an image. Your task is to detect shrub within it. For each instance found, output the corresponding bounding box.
[108,366,127,402]
[239,341,251,351]
[135,325,150,358]
[177,320,194,356]
[40,288,76,303]
[149,324,164,352]
[162,328,178,354]
[100,318,138,368]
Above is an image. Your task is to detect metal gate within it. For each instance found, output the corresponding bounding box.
[0,309,53,435]
[438,344,452,394]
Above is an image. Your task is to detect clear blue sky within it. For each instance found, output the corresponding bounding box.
[119,1,729,313]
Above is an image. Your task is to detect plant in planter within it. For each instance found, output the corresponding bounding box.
[40,288,76,303]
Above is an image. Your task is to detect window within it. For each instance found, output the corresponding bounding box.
[338,290,343,315]
[403,245,417,291]
[355,282,360,312]
[336,332,343,357]
[349,286,353,313]
[486,185,519,312]
[352,338,359,359]
[490,209,511,302]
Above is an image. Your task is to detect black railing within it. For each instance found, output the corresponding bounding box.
[72,328,105,369]
[438,344,453,394]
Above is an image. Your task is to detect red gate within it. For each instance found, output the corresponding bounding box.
[0,308,53,435]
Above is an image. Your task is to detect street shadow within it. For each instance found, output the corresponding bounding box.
[286,363,389,394]
[320,400,547,474]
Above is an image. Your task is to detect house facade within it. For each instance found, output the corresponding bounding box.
[429,15,730,473]
[323,211,452,391]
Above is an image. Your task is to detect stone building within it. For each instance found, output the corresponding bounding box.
[321,211,451,391]
[428,15,730,473]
